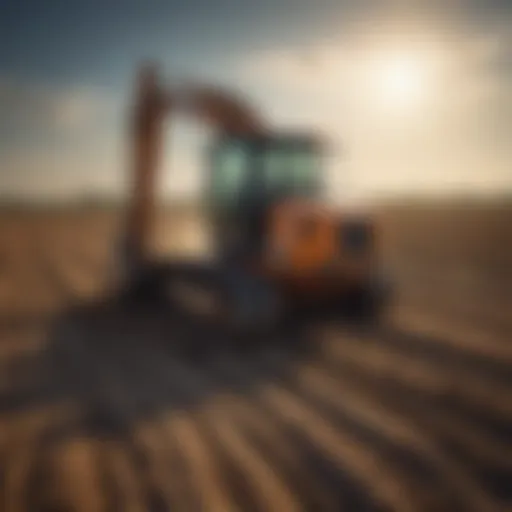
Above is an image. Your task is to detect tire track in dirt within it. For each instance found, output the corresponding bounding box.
[396,272,512,335]
[206,348,501,512]
[390,307,512,367]
[317,328,512,425]
[314,357,512,502]
[0,214,511,511]
[0,307,510,511]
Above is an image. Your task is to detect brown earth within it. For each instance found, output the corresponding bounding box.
[0,202,510,512]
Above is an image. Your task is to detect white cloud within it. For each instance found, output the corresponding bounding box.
[1,10,511,201]
[234,20,512,196]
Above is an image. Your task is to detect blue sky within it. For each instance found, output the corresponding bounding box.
[1,0,511,200]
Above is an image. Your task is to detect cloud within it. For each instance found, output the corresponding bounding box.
[1,5,511,201]
[0,77,111,140]
[235,18,512,195]
[0,75,208,201]
[0,76,125,200]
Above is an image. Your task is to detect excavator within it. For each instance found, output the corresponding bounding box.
[117,63,390,331]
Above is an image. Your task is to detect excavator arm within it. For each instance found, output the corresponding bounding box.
[122,64,264,271]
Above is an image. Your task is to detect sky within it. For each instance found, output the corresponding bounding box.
[0,0,511,201]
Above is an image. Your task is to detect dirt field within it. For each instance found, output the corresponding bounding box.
[0,202,510,511]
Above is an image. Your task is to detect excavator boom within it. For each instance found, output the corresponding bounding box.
[122,64,263,271]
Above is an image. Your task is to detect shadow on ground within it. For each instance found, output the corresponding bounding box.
[0,292,322,439]
[1,291,511,511]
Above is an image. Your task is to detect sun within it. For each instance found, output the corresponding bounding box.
[376,54,426,109]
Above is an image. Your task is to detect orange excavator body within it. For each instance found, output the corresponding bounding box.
[121,63,389,318]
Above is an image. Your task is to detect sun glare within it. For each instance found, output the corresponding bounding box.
[376,54,427,109]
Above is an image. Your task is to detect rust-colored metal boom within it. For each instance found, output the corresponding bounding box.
[122,63,263,268]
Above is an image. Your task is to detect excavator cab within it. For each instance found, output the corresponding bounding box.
[205,133,325,261]
[207,134,324,209]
